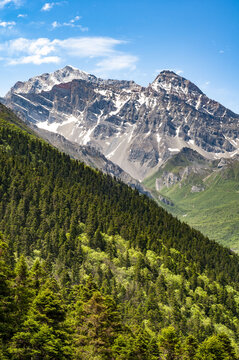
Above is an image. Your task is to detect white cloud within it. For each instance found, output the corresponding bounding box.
[17,13,27,18]
[176,69,184,75]
[41,2,54,11]
[71,15,80,22]
[41,1,65,11]
[0,21,16,29]
[52,21,59,28]
[96,55,138,71]
[8,38,56,56]
[55,37,125,57]
[0,0,20,8]
[9,55,61,65]
[0,36,137,69]
[51,15,88,31]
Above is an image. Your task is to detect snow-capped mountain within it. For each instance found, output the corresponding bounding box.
[6,66,96,95]
[4,65,239,181]
[6,65,138,96]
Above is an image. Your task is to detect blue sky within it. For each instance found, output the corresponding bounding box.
[0,0,239,112]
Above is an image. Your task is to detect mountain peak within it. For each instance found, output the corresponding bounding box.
[6,65,96,96]
[151,70,203,97]
[63,65,81,71]
[6,65,139,96]
[57,65,89,76]
[159,69,178,76]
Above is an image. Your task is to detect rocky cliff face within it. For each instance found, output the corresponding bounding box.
[4,66,239,181]
[154,148,214,192]
[33,124,151,196]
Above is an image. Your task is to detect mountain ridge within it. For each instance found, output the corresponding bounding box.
[5,65,138,96]
[3,65,239,182]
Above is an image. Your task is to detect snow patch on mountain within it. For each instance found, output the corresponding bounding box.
[37,115,78,134]
[6,66,95,95]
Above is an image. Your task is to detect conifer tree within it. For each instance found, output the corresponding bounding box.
[0,234,15,354]
[9,282,71,360]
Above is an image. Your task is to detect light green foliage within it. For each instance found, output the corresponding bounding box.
[195,333,237,359]
[158,326,181,359]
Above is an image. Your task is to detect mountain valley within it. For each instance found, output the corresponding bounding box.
[143,148,239,250]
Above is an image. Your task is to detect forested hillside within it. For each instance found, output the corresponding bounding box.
[1,103,239,359]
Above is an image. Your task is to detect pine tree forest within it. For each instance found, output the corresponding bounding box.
[0,103,239,359]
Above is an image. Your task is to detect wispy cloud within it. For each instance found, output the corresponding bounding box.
[0,20,16,29]
[0,36,137,71]
[200,80,211,91]
[17,13,27,18]
[52,16,88,31]
[9,54,60,65]
[0,0,21,8]
[55,37,125,57]
[41,2,54,11]
[96,55,138,72]
[41,1,65,11]
[51,21,58,28]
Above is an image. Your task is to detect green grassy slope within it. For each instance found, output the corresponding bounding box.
[143,151,239,251]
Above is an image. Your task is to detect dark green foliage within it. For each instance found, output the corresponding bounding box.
[0,236,16,346]
[8,284,71,360]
